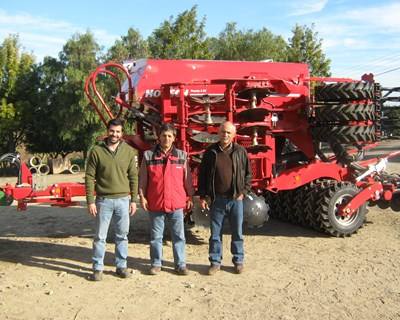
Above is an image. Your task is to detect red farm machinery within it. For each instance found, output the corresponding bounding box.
[1,59,400,237]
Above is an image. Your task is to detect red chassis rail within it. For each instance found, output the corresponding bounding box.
[2,159,86,211]
[337,151,400,217]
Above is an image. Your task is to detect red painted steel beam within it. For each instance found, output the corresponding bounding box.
[268,161,349,191]
[338,182,384,217]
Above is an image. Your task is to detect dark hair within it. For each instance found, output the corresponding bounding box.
[107,118,124,130]
[158,123,177,137]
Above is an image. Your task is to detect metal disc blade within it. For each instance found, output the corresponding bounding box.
[190,115,226,124]
[236,108,269,122]
[237,124,269,136]
[237,88,270,100]
[246,145,271,154]
[191,132,220,143]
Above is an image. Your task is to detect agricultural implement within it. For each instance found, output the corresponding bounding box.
[1,59,400,237]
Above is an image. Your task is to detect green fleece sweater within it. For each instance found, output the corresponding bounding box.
[85,140,138,204]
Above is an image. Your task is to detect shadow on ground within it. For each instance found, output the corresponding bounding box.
[0,238,215,277]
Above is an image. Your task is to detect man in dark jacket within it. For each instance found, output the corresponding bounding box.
[198,121,252,275]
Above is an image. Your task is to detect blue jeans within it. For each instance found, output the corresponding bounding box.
[148,209,186,268]
[92,196,130,271]
[209,196,244,265]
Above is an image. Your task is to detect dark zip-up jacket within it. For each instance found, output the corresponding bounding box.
[198,142,252,201]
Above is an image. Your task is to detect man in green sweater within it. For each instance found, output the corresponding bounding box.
[85,118,138,281]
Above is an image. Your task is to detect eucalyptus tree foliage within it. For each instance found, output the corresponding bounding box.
[210,22,288,62]
[287,24,331,77]
[25,32,103,158]
[0,35,36,153]
[107,27,149,62]
[148,6,212,59]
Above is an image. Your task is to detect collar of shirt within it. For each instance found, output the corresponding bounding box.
[104,139,121,154]
[218,142,233,152]
[155,144,174,158]
[160,148,172,156]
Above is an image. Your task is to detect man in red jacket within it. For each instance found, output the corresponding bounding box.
[139,123,194,275]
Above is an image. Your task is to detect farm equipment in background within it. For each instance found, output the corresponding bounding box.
[0,153,85,210]
[2,58,400,237]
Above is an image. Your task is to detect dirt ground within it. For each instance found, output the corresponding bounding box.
[1,140,400,320]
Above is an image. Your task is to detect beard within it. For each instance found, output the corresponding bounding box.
[108,136,121,145]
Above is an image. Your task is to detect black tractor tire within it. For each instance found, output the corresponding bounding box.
[390,193,400,212]
[317,181,366,237]
[377,199,390,210]
[264,191,279,218]
[292,188,308,226]
[315,82,374,102]
[304,182,323,231]
[276,192,289,221]
[315,103,376,123]
[312,125,376,144]
[281,191,298,223]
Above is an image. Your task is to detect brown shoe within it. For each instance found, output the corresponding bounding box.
[175,266,189,276]
[149,266,161,275]
[116,268,131,278]
[208,264,220,275]
[234,263,244,274]
[91,270,103,281]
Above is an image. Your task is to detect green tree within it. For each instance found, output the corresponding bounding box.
[0,35,37,153]
[59,31,103,156]
[383,107,400,137]
[25,32,103,158]
[107,27,149,62]
[287,24,331,76]
[211,22,288,61]
[24,57,71,158]
[148,6,212,59]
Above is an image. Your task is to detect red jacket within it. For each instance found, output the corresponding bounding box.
[139,145,194,212]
